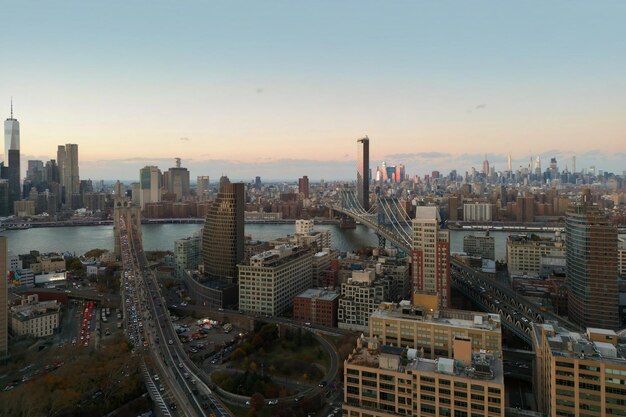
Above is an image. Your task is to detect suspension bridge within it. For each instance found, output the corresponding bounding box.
[329,187,580,346]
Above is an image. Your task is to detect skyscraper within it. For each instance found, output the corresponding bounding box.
[4,102,20,212]
[139,166,162,209]
[202,178,244,282]
[0,236,7,357]
[8,150,20,211]
[165,158,190,201]
[411,206,450,308]
[4,100,19,165]
[356,136,370,211]
[298,175,309,198]
[197,176,210,200]
[482,154,490,175]
[57,144,79,208]
[566,190,619,329]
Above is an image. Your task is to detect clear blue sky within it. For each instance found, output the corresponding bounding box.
[2,1,625,180]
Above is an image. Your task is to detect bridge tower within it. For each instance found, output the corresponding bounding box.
[113,199,142,258]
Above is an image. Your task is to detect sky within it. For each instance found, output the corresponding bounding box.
[2,1,626,181]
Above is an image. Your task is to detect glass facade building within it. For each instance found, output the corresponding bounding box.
[566,195,619,329]
[202,179,244,282]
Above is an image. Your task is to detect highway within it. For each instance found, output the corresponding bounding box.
[118,213,234,417]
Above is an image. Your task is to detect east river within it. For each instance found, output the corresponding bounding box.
[0,222,587,261]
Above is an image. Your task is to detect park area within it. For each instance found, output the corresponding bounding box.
[213,323,330,398]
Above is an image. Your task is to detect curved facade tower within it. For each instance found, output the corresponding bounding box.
[566,190,619,329]
[202,178,244,282]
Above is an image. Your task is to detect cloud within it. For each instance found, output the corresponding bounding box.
[180,137,190,142]
[475,104,486,109]
[256,88,263,94]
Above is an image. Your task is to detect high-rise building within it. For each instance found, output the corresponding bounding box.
[566,190,619,329]
[0,236,7,357]
[356,136,370,211]
[0,181,9,216]
[26,160,44,184]
[202,178,244,281]
[139,166,162,209]
[58,144,79,208]
[174,234,201,279]
[165,158,190,202]
[533,323,626,417]
[196,176,210,200]
[344,303,505,417]
[298,175,309,198]
[482,154,490,175]
[4,100,19,165]
[239,245,313,316]
[8,149,20,210]
[411,206,450,308]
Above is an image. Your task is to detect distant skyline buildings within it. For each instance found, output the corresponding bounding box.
[3,100,624,182]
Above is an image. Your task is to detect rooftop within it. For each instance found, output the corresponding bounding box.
[346,336,503,383]
[296,288,339,301]
[536,322,626,365]
[371,303,501,332]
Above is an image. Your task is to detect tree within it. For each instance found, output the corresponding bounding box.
[249,392,265,411]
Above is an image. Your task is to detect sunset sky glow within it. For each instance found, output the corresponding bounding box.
[2,1,626,180]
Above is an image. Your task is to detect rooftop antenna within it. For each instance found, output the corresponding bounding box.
[10,97,13,119]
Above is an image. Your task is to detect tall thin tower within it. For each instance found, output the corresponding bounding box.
[4,98,19,164]
[357,136,370,211]
[5,100,20,211]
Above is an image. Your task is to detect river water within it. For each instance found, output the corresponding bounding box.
[1,223,583,261]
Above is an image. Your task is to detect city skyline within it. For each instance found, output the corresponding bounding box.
[2,1,626,180]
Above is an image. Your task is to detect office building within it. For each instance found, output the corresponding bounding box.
[293,288,339,327]
[533,322,626,417]
[139,166,162,210]
[411,206,450,308]
[238,245,313,316]
[4,100,19,169]
[369,302,502,358]
[506,233,565,277]
[344,307,505,417]
[357,136,370,211]
[463,234,495,260]
[10,294,60,338]
[174,234,201,279]
[0,236,7,356]
[165,158,190,201]
[566,191,619,329]
[298,175,309,198]
[26,160,44,184]
[197,175,210,200]
[57,144,79,208]
[202,178,244,281]
[7,150,20,211]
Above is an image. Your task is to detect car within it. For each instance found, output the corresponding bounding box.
[169,402,177,410]
[318,381,327,387]
[178,362,184,368]
[168,339,173,345]
[268,399,279,405]
[153,374,159,381]
[295,395,304,402]
[245,400,250,406]
[305,322,311,326]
